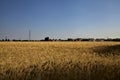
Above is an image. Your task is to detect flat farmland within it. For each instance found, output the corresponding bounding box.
[0,42,120,80]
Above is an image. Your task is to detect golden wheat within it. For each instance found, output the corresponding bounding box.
[0,42,120,80]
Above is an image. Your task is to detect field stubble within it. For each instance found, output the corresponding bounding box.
[0,42,120,80]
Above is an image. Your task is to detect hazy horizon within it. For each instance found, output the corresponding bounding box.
[0,0,120,40]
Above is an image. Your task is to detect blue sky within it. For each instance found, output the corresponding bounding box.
[0,0,120,40]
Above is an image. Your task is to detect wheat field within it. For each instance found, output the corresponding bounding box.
[0,42,120,80]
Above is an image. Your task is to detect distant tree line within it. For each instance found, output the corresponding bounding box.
[0,37,120,42]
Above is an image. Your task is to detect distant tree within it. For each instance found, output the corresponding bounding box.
[67,38,74,41]
[74,38,82,41]
[45,37,49,41]
[81,38,90,41]
[5,39,7,41]
[5,38,10,41]
[2,39,4,41]
[12,39,16,41]
[7,39,10,41]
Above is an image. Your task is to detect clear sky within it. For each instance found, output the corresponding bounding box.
[0,0,120,40]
